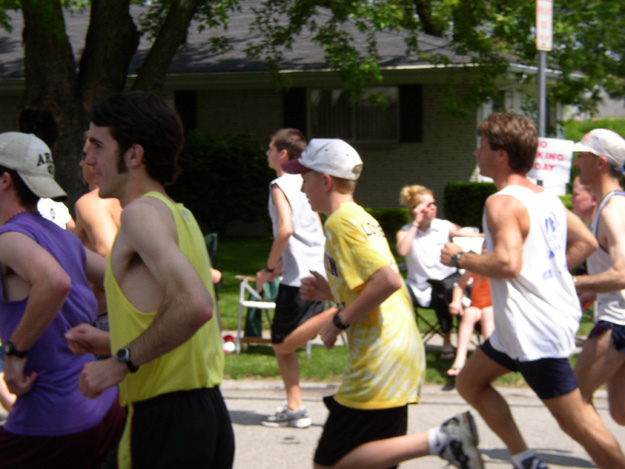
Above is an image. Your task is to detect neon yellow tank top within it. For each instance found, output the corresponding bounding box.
[106,192,223,406]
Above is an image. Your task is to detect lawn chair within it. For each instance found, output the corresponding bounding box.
[234,275,276,354]
[234,275,315,359]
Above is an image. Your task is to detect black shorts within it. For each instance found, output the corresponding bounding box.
[589,320,625,354]
[481,339,578,400]
[314,395,408,468]
[271,284,325,344]
[128,387,234,469]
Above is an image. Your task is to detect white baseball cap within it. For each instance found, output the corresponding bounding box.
[0,132,67,199]
[282,138,363,180]
[572,128,625,168]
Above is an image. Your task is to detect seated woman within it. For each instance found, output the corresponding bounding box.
[447,267,494,376]
[396,184,479,358]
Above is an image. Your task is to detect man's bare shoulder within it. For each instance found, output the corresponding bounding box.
[601,191,625,220]
[77,189,120,212]
[597,193,625,246]
[120,196,176,242]
[484,192,526,214]
[484,192,529,236]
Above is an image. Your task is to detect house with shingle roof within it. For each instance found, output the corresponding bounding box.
[0,5,562,212]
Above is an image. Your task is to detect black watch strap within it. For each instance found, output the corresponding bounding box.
[116,347,139,373]
[332,310,349,330]
[2,340,27,358]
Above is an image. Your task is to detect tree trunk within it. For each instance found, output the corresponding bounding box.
[413,0,443,37]
[132,0,202,92]
[19,0,85,210]
[78,0,139,109]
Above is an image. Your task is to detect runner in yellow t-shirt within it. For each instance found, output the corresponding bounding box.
[283,138,483,469]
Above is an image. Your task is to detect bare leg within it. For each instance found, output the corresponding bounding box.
[449,307,480,374]
[478,305,494,339]
[543,388,625,468]
[314,432,431,469]
[608,365,625,425]
[574,329,625,412]
[275,351,302,410]
[272,307,336,410]
[273,307,336,355]
[456,348,529,455]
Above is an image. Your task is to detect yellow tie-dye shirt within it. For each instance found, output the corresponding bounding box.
[325,202,425,410]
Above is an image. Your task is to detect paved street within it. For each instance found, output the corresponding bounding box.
[223,377,623,469]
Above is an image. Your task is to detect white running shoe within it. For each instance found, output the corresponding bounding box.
[261,405,312,428]
[438,411,484,469]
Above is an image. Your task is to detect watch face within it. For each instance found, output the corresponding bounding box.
[116,348,129,361]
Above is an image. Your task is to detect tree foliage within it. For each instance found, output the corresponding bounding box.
[0,0,623,205]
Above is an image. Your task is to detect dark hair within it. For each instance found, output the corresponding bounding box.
[0,165,38,206]
[89,92,184,186]
[477,112,538,175]
[270,128,307,160]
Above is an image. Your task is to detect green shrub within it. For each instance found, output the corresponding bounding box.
[560,194,572,210]
[365,208,411,238]
[443,182,497,229]
[168,131,273,235]
[564,118,625,143]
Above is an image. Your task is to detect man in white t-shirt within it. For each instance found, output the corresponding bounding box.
[255,129,336,428]
[441,113,625,469]
[37,198,75,231]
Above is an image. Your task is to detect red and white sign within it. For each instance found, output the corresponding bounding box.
[536,0,553,51]
[528,138,573,183]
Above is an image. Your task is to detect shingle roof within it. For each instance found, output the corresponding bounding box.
[0,4,490,80]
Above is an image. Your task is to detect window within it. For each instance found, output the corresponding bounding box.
[283,85,422,143]
[311,87,398,142]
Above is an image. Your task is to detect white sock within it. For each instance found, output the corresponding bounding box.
[511,450,536,468]
[428,427,450,455]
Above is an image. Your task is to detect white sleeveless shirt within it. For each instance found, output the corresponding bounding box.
[485,186,580,361]
[588,191,625,325]
[269,173,326,287]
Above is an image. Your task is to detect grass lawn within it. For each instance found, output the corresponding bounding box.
[216,237,593,386]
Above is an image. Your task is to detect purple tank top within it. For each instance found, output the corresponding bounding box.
[0,212,116,436]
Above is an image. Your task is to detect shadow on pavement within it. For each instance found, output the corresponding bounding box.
[481,448,595,468]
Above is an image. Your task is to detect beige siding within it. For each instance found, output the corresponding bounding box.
[194,84,480,217]
[355,85,479,216]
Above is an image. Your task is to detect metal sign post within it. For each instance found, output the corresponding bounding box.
[536,0,553,139]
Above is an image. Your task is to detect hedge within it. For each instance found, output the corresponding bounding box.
[443,182,497,229]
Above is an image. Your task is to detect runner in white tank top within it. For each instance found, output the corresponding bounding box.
[441,114,625,469]
[571,128,625,428]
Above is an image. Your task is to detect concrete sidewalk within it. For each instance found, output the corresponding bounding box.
[223,378,620,469]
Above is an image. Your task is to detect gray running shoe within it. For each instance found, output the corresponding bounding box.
[519,455,548,469]
[439,411,484,469]
[261,405,312,428]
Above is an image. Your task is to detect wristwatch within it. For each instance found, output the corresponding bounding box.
[332,310,349,330]
[115,347,139,373]
[2,340,27,358]
[451,252,464,268]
